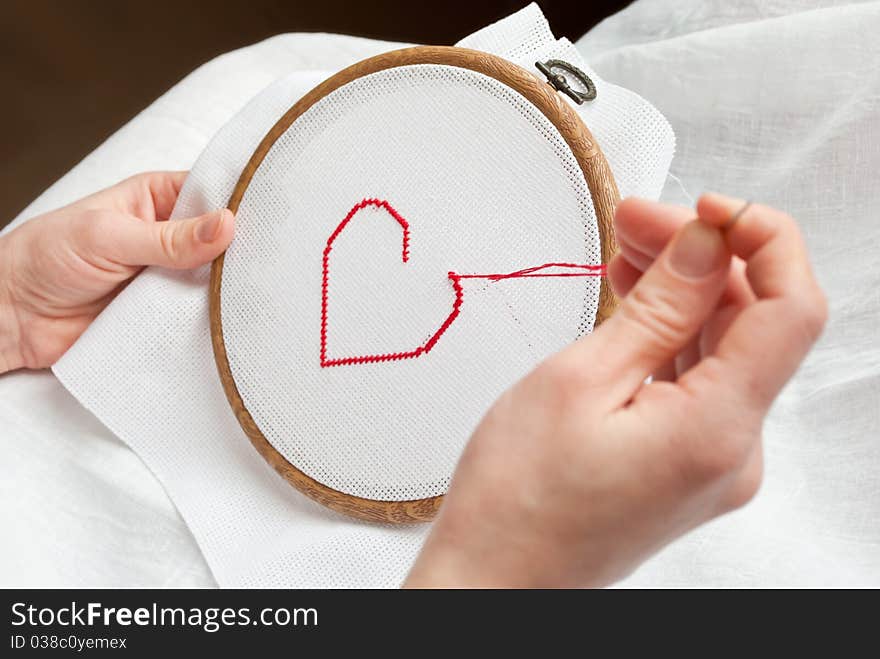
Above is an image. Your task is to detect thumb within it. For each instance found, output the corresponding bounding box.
[568,218,730,405]
[109,209,235,270]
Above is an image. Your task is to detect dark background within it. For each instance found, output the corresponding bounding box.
[0,0,629,228]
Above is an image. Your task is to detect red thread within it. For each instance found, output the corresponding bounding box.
[320,199,606,368]
[455,262,606,281]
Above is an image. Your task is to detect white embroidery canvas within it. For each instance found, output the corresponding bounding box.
[220,63,603,502]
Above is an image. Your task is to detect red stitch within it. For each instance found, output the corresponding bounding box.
[455,262,606,281]
[320,199,606,368]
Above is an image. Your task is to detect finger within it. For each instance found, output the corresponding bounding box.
[679,294,751,377]
[615,261,753,381]
[669,303,742,382]
[568,216,731,405]
[611,252,747,319]
[698,194,817,298]
[612,207,755,383]
[119,171,188,221]
[609,257,679,381]
[617,197,755,308]
[611,252,717,379]
[62,171,188,225]
[683,193,828,409]
[91,171,187,221]
[623,249,754,312]
[674,337,701,376]
[96,208,234,270]
[616,237,654,273]
[717,257,755,309]
[607,253,642,298]
[698,303,740,357]
[615,197,693,259]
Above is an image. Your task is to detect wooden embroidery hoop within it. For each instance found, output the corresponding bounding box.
[209,46,621,524]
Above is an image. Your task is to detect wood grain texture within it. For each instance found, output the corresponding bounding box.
[210,46,620,524]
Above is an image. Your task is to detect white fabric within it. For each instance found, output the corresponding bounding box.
[582,0,880,588]
[0,371,213,587]
[2,0,877,587]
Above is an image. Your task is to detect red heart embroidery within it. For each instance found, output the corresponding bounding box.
[320,198,463,368]
[320,198,606,368]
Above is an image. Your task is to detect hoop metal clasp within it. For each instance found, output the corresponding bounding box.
[535,59,597,104]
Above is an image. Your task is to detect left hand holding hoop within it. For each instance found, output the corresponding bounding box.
[0,172,234,373]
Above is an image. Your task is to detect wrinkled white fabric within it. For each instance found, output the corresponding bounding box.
[0,371,213,587]
[582,0,880,587]
[2,0,878,587]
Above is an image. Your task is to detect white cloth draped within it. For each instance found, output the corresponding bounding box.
[2,1,877,587]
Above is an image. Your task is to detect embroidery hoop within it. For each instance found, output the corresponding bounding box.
[209,46,620,523]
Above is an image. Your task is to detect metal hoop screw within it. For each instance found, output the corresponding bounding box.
[535,59,597,104]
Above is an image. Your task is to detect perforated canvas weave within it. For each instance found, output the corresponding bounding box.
[221,64,601,501]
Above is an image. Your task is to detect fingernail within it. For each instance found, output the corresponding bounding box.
[668,220,726,278]
[196,209,228,243]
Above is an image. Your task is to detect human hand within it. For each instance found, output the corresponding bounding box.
[406,194,827,588]
[0,172,234,373]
